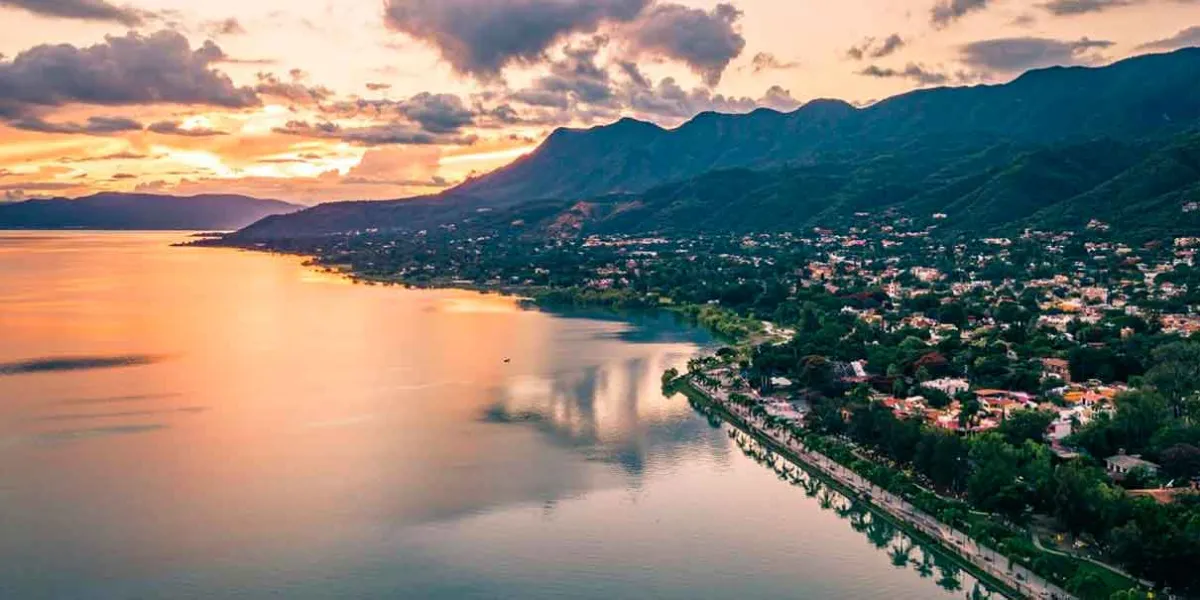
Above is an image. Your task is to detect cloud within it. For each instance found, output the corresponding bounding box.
[399,92,475,134]
[342,146,447,188]
[498,38,797,126]
[857,63,952,86]
[254,70,332,105]
[931,0,991,28]
[509,38,617,110]
[846,34,906,60]
[147,120,228,137]
[622,70,800,122]
[1040,0,1134,14]
[960,36,1114,73]
[366,82,393,92]
[274,120,477,146]
[9,115,142,134]
[1136,26,1200,51]
[382,0,648,78]
[749,52,799,73]
[0,31,259,123]
[622,2,746,85]
[204,17,246,36]
[0,0,146,26]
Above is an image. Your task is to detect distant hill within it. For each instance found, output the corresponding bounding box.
[0,193,302,230]
[227,47,1200,242]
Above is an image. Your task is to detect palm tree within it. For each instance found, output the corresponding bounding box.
[966,582,992,600]
[818,491,835,510]
[914,548,935,579]
[888,539,913,568]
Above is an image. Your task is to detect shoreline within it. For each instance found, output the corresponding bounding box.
[672,377,1072,600]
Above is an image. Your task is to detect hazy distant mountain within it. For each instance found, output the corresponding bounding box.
[228,47,1200,241]
[0,193,302,230]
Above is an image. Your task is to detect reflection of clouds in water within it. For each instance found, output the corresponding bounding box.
[485,354,728,478]
[545,309,716,346]
[0,355,163,376]
[32,424,168,444]
[33,407,207,422]
[54,393,181,406]
[437,296,522,314]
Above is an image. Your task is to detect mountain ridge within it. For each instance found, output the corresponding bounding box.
[227,46,1200,241]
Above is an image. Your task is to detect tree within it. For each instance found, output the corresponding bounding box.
[1146,341,1200,420]
[966,433,1041,521]
[1160,443,1200,481]
[998,410,1055,446]
[958,397,983,430]
[1112,390,1171,454]
[1051,461,1111,536]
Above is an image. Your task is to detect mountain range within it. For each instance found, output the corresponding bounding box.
[0,193,301,231]
[216,47,1200,241]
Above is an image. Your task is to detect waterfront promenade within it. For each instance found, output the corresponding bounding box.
[686,377,1076,600]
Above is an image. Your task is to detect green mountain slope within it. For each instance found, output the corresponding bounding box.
[226,47,1200,243]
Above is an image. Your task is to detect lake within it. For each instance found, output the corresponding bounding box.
[0,232,996,599]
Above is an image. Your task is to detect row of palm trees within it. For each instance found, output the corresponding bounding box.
[725,428,995,598]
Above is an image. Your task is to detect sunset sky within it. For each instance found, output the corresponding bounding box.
[0,0,1197,203]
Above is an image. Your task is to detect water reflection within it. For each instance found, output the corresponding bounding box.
[713,417,997,600]
[487,354,730,480]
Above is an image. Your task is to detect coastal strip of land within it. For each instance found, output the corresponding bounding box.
[674,376,1074,600]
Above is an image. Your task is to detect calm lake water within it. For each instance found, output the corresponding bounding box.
[0,232,996,599]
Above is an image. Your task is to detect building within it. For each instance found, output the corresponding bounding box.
[924,377,970,396]
[1041,358,1071,383]
[1105,453,1160,479]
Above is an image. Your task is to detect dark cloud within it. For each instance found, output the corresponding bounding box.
[0,31,259,123]
[382,0,648,78]
[749,52,799,73]
[204,17,246,36]
[9,115,142,134]
[399,92,475,134]
[0,355,161,376]
[63,150,149,162]
[960,36,1113,73]
[274,120,477,146]
[846,34,906,60]
[509,38,616,110]
[1040,0,1133,14]
[857,63,952,86]
[623,2,745,85]
[0,0,146,25]
[254,70,332,105]
[621,66,800,122]
[365,82,392,92]
[1011,13,1038,26]
[1136,26,1200,51]
[147,120,228,137]
[500,38,799,127]
[931,0,991,28]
